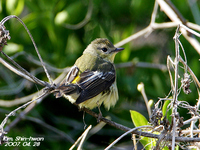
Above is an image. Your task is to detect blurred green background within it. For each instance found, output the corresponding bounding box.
[0,0,200,149]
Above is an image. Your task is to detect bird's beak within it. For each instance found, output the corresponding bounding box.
[112,47,124,53]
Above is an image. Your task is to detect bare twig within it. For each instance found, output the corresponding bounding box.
[0,15,53,85]
[11,51,67,73]
[4,98,42,132]
[114,0,178,48]
[0,90,49,140]
[180,24,200,37]
[179,57,200,89]
[157,0,200,54]
[69,125,92,150]
[0,67,69,107]
[0,90,43,107]
[26,116,74,143]
[1,0,200,148]
[114,0,200,55]
[187,22,200,32]
[115,61,167,71]
[1,51,49,87]
[171,25,181,150]
[82,107,200,142]
[0,56,46,86]
[137,83,152,118]
[0,79,26,95]
[183,116,200,126]
[105,125,153,150]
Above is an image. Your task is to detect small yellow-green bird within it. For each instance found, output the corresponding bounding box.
[55,38,124,110]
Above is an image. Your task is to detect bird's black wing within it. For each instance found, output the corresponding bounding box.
[60,65,79,85]
[55,66,79,98]
[75,70,115,104]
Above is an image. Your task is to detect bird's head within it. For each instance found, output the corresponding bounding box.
[84,38,124,62]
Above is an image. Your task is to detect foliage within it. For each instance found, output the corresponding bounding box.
[0,0,200,149]
[130,110,154,150]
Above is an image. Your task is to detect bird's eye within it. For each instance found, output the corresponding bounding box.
[102,47,108,52]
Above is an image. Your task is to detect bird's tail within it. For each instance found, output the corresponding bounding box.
[54,84,79,98]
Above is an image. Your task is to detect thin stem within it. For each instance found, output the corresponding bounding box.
[1,51,48,87]
[69,125,92,150]
[105,125,152,150]
[0,91,49,134]
[26,116,74,143]
[138,83,151,118]
[0,15,53,85]
[171,25,180,150]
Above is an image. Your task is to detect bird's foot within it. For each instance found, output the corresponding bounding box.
[97,105,103,122]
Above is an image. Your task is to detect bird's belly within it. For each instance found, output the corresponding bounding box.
[79,82,119,110]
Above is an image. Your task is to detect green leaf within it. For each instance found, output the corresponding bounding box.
[6,0,24,16]
[175,145,179,150]
[130,110,154,150]
[130,110,149,126]
[3,43,23,55]
[55,1,86,25]
[162,100,172,122]
[163,146,170,150]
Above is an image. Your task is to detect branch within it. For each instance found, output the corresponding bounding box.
[105,125,153,150]
[0,67,69,107]
[114,0,200,56]
[0,91,49,142]
[115,61,167,71]
[171,25,180,150]
[26,116,74,143]
[0,55,46,86]
[0,15,53,85]
[157,0,200,54]
[81,107,200,143]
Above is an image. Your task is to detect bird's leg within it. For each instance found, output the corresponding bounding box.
[96,102,102,122]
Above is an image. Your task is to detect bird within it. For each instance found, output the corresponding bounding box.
[55,38,124,110]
